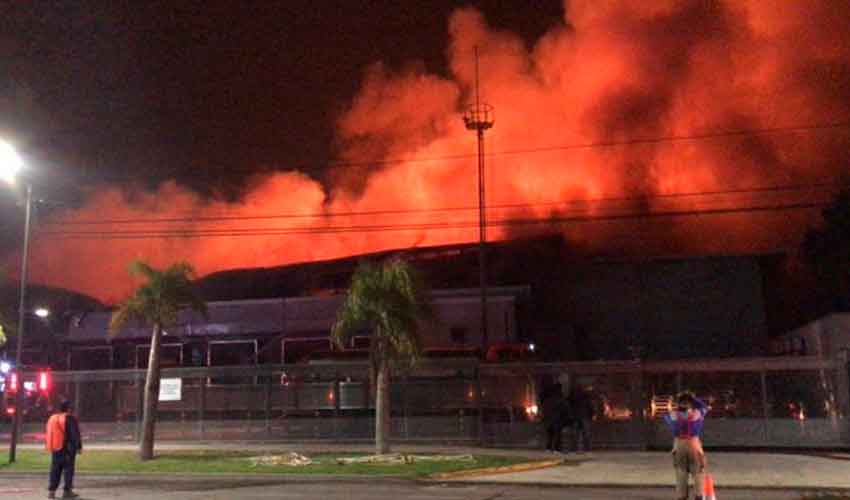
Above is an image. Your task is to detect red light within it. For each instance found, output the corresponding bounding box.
[5,407,14,416]
[39,371,50,392]
[8,372,17,393]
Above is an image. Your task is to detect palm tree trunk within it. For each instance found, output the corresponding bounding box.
[140,323,162,461]
[375,357,391,454]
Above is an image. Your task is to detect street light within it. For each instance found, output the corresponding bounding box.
[0,140,23,185]
[34,307,50,319]
[1,139,32,464]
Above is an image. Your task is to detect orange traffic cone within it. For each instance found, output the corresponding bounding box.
[702,472,717,500]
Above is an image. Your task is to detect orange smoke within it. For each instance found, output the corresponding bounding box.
[16,0,850,303]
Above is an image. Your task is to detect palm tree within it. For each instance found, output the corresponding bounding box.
[109,261,206,461]
[331,259,432,454]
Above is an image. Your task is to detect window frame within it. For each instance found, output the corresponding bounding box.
[135,343,184,370]
[206,339,258,386]
[281,336,331,364]
[67,346,114,371]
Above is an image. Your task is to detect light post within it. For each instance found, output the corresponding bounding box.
[1,139,30,464]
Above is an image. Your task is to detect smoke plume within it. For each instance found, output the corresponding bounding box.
[15,0,850,303]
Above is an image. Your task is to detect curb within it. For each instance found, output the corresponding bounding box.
[0,472,407,483]
[439,479,850,492]
[427,458,564,480]
[4,471,850,492]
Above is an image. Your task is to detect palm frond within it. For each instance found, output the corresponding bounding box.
[128,260,157,280]
[332,258,430,371]
[109,260,206,339]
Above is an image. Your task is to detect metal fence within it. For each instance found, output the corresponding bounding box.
[3,355,848,449]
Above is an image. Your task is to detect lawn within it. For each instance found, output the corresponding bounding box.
[0,449,535,478]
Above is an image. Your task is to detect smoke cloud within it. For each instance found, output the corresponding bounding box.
[14,0,850,303]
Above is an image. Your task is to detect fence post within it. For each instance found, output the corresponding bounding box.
[630,366,648,449]
[265,375,273,437]
[199,378,206,440]
[476,361,484,446]
[401,374,409,440]
[74,380,83,421]
[135,377,143,442]
[760,370,770,445]
[333,372,341,439]
[835,351,850,416]
[835,350,850,445]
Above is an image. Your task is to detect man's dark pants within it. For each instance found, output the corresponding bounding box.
[49,450,75,493]
[572,418,591,452]
[545,417,565,452]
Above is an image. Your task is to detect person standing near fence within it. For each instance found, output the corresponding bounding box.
[539,378,566,453]
[568,384,593,453]
[45,400,83,499]
[664,391,709,500]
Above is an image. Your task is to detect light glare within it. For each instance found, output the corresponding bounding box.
[0,140,23,185]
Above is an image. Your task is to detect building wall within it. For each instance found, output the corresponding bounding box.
[772,313,850,357]
[425,296,516,347]
[557,256,768,360]
[64,288,523,369]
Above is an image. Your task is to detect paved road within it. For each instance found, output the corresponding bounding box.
[0,476,821,500]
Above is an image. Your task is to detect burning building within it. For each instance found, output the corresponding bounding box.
[2,1,847,307]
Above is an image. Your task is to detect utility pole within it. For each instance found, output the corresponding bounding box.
[462,46,494,352]
[9,182,32,463]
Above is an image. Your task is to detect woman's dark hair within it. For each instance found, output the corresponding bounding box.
[676,391,694,406]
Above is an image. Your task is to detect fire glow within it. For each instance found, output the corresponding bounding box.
[10,1,850,303]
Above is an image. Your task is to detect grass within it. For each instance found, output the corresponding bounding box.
[0,449,535,478]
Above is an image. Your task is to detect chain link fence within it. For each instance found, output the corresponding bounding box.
[3,355,848,449]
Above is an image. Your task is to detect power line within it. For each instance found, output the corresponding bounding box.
[41,180,847,226]
[489,121,850,158]
[36,199,829,240]
[73,120,850,181]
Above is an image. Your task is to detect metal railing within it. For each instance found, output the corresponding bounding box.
[2,355,847,449]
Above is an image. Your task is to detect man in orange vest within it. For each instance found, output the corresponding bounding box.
[45,400,83,499]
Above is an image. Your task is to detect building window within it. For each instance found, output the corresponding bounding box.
[450,327,468,345]
[136,344,183,369]
[68,347,113,371]
[188,344,206,367]
[351,336,371,349]
[282,337,330,364]
[208,340,257,385]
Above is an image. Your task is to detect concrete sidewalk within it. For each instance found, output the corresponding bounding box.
[448,451,850,491]
[14,442,850,490]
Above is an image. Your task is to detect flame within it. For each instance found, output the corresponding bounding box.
[8,0,850,303]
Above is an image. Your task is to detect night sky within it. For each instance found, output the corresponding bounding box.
[1,1,563,198]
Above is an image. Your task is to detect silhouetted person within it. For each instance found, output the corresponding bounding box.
[568,385,593,453]
[540,378,566,453]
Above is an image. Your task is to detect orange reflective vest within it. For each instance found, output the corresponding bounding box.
[45,413,67,452]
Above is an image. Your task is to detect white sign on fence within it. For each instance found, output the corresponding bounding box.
[159,378,182,401]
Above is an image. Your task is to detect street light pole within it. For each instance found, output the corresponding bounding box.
[8,181,32,464]
[462,46,494,352]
